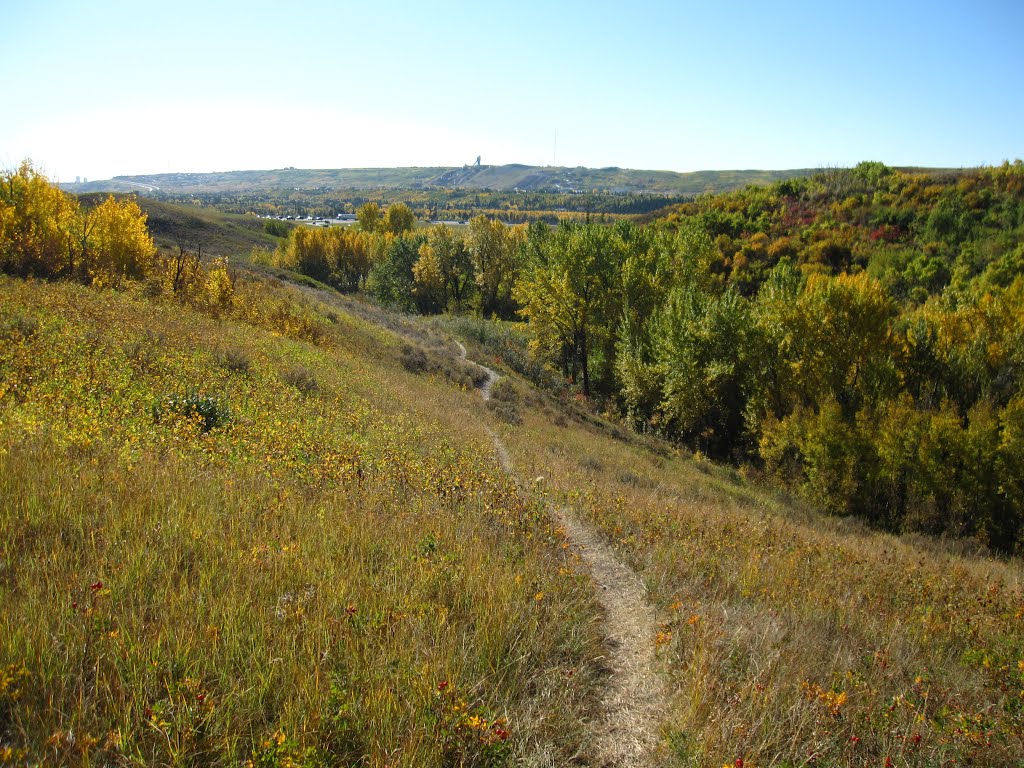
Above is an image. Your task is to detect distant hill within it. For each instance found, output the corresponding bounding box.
[62,164,820,197]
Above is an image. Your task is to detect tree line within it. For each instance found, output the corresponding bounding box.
[275,162,1024,552]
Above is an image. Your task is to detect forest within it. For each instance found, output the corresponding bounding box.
[265,161,1024,553]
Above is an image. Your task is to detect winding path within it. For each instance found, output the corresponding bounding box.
[457,340,667,767]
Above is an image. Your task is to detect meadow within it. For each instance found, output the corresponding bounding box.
[0,275,608,766]
[494,367,1024,767]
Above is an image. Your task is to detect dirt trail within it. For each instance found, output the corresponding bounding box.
[460,343,667,767]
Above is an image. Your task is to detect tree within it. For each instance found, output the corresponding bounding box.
[515,222,622,396]
[413,225,474,312]
[80,195,156,286]
[1,163,154,285]
[412,241,446,313]
[356,202,382,233]
[468,216,521,319]
[383,203,415,236]
[655,286,757,457]
[0,160,81,278]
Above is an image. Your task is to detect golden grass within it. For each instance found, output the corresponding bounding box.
[0,276,605,767]
[499,400,1024,767]
[5,271,1023,767]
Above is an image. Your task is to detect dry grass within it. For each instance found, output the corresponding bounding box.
[5,271,1023,767]
[0,275,606,767]
[498,397,1024,767]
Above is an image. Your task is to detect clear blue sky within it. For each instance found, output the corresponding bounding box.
[3,0,1021,180]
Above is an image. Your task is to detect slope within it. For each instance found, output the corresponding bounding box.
[0,274,608,766]
[2,266,1022,767]
[64,164,820,197]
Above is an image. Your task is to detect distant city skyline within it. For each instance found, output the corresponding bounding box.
[3,0,1021,181]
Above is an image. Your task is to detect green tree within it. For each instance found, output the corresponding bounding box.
[515,222,622,396]
[655,286,757,457]
[383,203,415,236]
[356,202,382,233]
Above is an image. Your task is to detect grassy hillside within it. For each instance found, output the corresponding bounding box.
[1,268,1022,766]
[75,193,290,260]
[0,274,604,766]
[453,323,1024,767]
[134,198,288,259]
[63,165,820,197]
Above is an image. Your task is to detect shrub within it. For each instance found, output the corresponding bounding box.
[215,346,251,374]
[152,393,232,432]
[2,314,39,341]
[124,330,165,374]
[281,365,319,395]
[487,398,522,425]
[489,378,518,404]
[400,344,429,374]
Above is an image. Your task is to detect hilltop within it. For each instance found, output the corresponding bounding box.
[62,163,820,196]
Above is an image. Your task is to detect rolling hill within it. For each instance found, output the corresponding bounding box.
[63,164,820,197]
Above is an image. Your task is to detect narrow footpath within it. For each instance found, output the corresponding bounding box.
[457,341,667,767]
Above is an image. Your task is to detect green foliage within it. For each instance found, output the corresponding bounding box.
[262,218,291,237]
[369,232,425,311]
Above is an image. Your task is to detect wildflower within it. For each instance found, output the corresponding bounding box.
[437,680,449,692]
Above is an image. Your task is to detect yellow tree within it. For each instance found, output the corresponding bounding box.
[356,202,382,233]
[81,195,156,285]
[412,242,446,313]
[0,160,81,277]
[383,203,415,236]
[468,216,521,318]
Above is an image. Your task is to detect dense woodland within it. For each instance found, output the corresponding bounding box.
[4,160,1023,553]
[265,161,1024,553]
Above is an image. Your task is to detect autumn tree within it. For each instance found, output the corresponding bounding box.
[467,216,523,319]
[1,162,154,284]
[0,160,80,278]
[356,202,382,233]
[412,225,474,312]
[383,203,415,236]
[515,221,623,396]
[80,195,156,286]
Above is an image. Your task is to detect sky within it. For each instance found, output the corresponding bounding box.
[2,0,1022,181]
